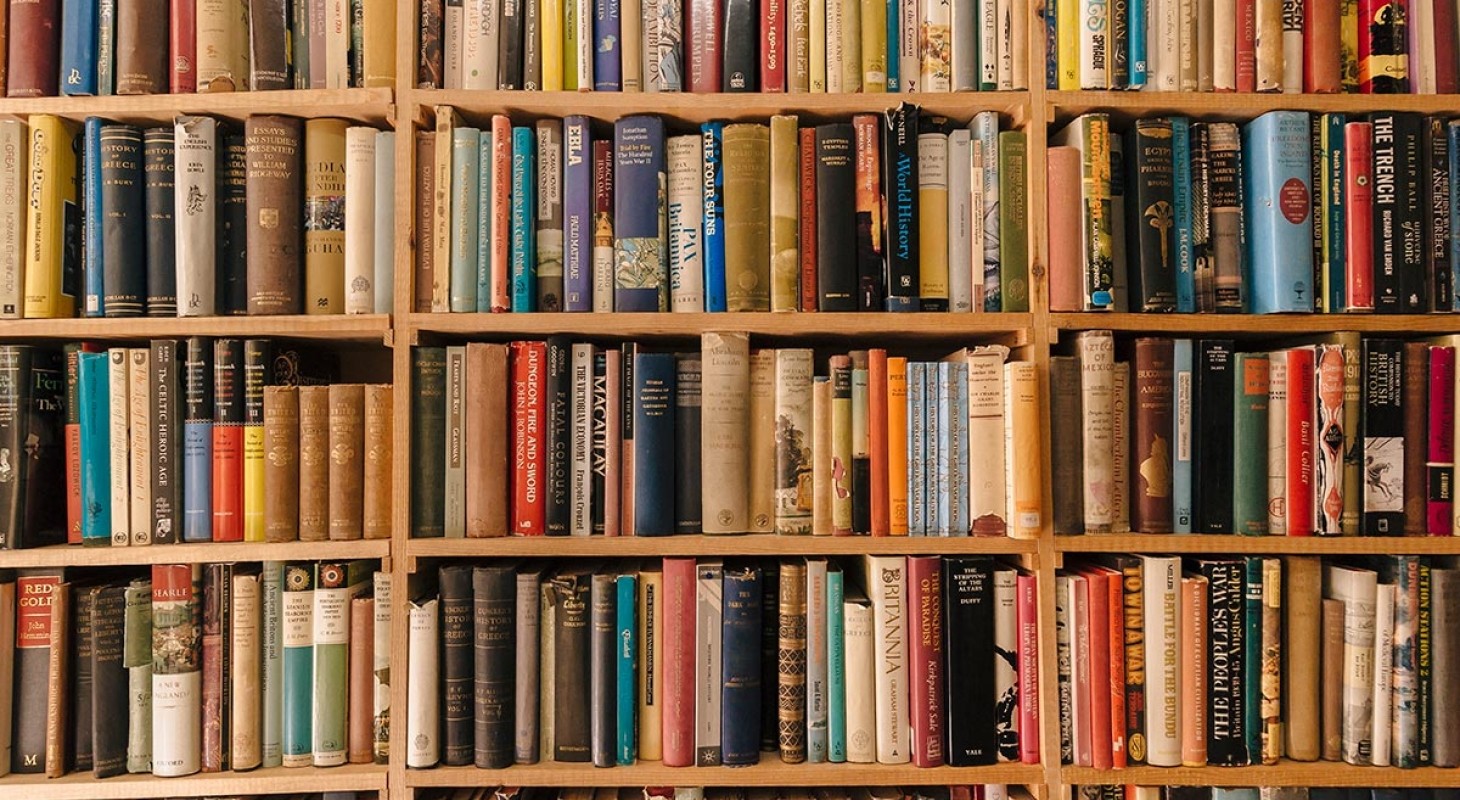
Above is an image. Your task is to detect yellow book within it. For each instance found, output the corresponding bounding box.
[563,0,579,90]
[810,0,826,92]
[23,115,78,319]
[917,131,949,308]
[886,356,908,535]
[243,342,268,542]
[621,0,642,90]
[636,562,664,760]
[541,0,565,90]
[304,118,348,314]
[1058,0,1079,89]
[363,0,397,87]
[1004,360,1042,539]
[768,115,799,313]
[859,0,886,91]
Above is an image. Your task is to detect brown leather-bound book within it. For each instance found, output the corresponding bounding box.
[263,385,299,542]
[1404,341,1428,535]
[245,115,304,315]
[348,594,374,764]
[465,343,509,537]
[328,383,364,540]
[1050,355,1084,534]
[298,385,330,541]
[44,581,69,778]
[776,560,807,763]
[6,0,59,96]
[1282,555,1321,761]
[414,131,436,313]
[362,384,392,540]
[1320,597,1345,761]
[1132,338,1174,533]
[115,0,168,92]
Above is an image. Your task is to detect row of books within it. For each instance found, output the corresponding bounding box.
[408,338,1042,539]
[12,116,395,321]
[418,0,1032,92]
[424,789,1015,800]
[1043,0,1457,93]
[417,106,1029,315]
[1051,330,1460,537]
[10,0,396,97]
[1049,111,1460,315]
[1053,554,1460,771]
[1076,791,1460,800]
[0,562,390,778]
[403,556,1040,769]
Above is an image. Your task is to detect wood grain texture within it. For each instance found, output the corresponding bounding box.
[407,761,1046,787]
[0,763,385,799]
[0,538,388,568]
[0,314,391,343]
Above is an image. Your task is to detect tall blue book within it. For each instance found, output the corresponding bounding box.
[82,118,104,316]
[1173,339,1193,533]
[1243,110,1315,313]
[96,0,114,94]
[826,564,846,762]
[885,0,899,90]
[60,0,99,95]
[1128,0,1146,88]
[1172,116,1195,312]
[564,116,594,311]
[476,132,493,312]
[450,127,481,312]
[594,0,621,89]
[720,563,761,766]
[632,352,676,535]
[615,572,637,765]
[700,122,727,312]
[77,351,110,544]
[510,126,537,312]
[614,116,667,311]
[182,337,213,542]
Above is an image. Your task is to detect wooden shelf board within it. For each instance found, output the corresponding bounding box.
[409,89,1033,126]
[0,88,395,125]
[409,312,1034,343]
[0,763,386,800]
[410,534,1039,560]
[406,761,1044,787]
[0,314,393,343]
[1049,312,1460,337]
[1055,534,1460,554]
[0,538,391,568]
[1060,762,1460,787]
[1049,90,1460,120]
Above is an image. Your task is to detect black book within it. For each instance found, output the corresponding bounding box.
[521,0,540,89]
[589,571,617,767]
[418,0,444,87]
[218,131,249,315]
[100,124,145,318]
[545,337,571,535]
[496,0,523,89]
[1425,116,1452,311]
[549,565,592,762]
[472,564,516,769]
[850,351,871,533]
[758,562,779,752]
[591,351,607,534]
[721,0,756,91]
[882,103,920,310]
[1192,339,1235,533]
[674,353,702,533]
[411,348,447,538]
[72,583,96,771]
[0,346,65,550]
[1189,122,1213,312]
[1124,119,1178,312]
[1371,112,1424,313]
[721,562,761,765]
[90,583,127,777]
[142,127,176,317]
[439,563,474,766]
[1362,339,1405,535]
[1093,554,1147,765]
[815,123,857,311]
[942,555,995,765]
[151,340,180,544]
[11,570,64,774]
[1190,556,1246,765]
[1049,355,1084,534]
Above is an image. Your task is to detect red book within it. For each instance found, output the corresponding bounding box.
[799,127,817,311]
[1072,574,1091,766]
[1344,122,1375,311]
[760,0,785,91]
[1082,568,1113,770]
[1358,0,1408,92]
[1428,346,1455,535]
[686,0,723,91]
[211,341,244,542]
[907,556,946,767]
[1285,346,1316,536]
[510,341,547,535]
[170,0,197,93]
[1105,567,1127,768]
[1016,571,1040,765]
[491,115,513,312]
[1235,0,1257,91]
[1304,0,1341,92]
[603,347,622,536]
[868,349,889,535]
[660,557,697,766]
[1046,146,1084,311]
[1436,0,1460,93]
[6,0,59,96]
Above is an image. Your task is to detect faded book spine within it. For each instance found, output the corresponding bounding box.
[245,116,304,315]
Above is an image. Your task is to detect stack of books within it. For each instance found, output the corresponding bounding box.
[404,556,1039,768]
[0,562,390,777]
[417,107,1028,314]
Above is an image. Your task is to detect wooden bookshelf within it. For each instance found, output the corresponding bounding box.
[1059,763,1460,788]
[0,538,391,569]
[0,763,387,800]
[406,762,1047,788]
[1048,312,1460,337]
[1053,534,1460,555]
[0,313,394,344]
[0,87,396,125]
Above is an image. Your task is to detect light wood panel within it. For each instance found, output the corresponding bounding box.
[1060,763,1460,788]
[0,314,393,343]
[1056,534,1460,555]
[0,88,395,125]
[408,534,1040,564]
[0,763,386,800]
[0,538,391,568]
[1050,312,1460,337]
[406,762,1047,788]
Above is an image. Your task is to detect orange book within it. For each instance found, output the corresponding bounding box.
[869,349,889,535]
[1181,573,1209,767]
[1106,566,1127,768]
[887,356,909,535]
[1082,568,1113,769]
[1047,146,1084,311]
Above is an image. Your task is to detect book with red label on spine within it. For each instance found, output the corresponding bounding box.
[211,339,244,542]
[511,340,547,535]
[1428,345,1455,535]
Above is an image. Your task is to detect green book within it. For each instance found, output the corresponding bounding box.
[1232,352,1270,534]
[260,561,284,768]
[312,560,373,766]
[997,129,1029,312]
[411,348,448,538]
[123,577,152,774]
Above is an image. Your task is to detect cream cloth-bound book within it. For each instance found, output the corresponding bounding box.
[405,593,440,768]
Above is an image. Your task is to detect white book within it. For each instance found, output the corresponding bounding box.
[444,346,466,537]
[1078,0,1109,88]
[174,116,216,317]
[967,345,1007,529]
[900,0,918,91]
[570,344,594,535]
[700,332,750,533]
[1326,563,1377,765]
[109,350,130,546]
[1212,0,1236,89]
[575,0,593,89]
[810,0,826,91]
[1178,0,1196,89]
[993,567,1019,762]
[344,127,377,315]
[1078,331,1115,532]
[231,571,262,770]
[373,130,396,315]
[1054,574,1073,765]
[1372,582,1395,767]
[826,0,846,92]
[995,0,1012,88]
[260,562,283,768]
[128,349,151,545]
[863,554,909,764]
[445,0,464,87]
[194,0,247,89]
[1281,0,1303,92]
[1151,0,1180,90]
[806,557,829,762]
[1268,351,1288,534]
[1111,361,1130,533]
[1413,0,1437,93]
[0,120,23,319]
[152,568,203,777]
[694,560,724,765]
[666,135,704,311]
[947,130,972,312]
[463,0,500,88]
[1141,554,1182,766]
[843,587,876,763]
[406,595,440,768]
[1197,0,1214,89]
[979,0,997,87]
[371,572,391,764]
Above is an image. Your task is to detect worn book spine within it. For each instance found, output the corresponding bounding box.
[244,116,303,315]
[612,116,668,311]
[470,565,514,768]
[297,385,330,541]
[326,384,364,540]
[342,128,377,314]
[1142,555,1181,766]
[171,117,216,318]
[261,387,299,544]
[437,564,473,765]
[361,384,392,539]
[721,123,770,311]
[776,560,807,763]
[211,340,244,542]
[700,332,749,533]
[1193,340,1236,534]
[1429,346,1457,535]
[200,565,233,772]
[766,117,797,313]
[549,568,592,762]
[464,344,507,537]
[774,349,814,535]
[151,565,200,776]
[660,559,694,766]
[303,118,347,314]
[588,572,616,767]
[404,592,439,768]
[98,125,144,317]
[1233,353,1271,534]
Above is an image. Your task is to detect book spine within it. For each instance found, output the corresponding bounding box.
[404,595,439,767]
[806,559,828,761]
[151,564,201,777]
[98,125,144,317]
[1242,111,1314,312]
[613,116,668,312]
[127,349,151,545]
[509,126,537,311]
[1427,118,1452,311]
[510,341,546,535]
[173,117,216,317]
[721,565,762,765]
[777,561,807,762]
[201,565,231,772]
[65,346,82,544]
[721,124,770,311]
[1143,556,1181,766]
[815,123,857,310]
[700,332,749,533]
[535,121,565,311]
[588,573,616,767]
[244,116,304,315]
[668,134,706,312]
[612,574,636,764]
[1362,340,1405,535]
[210,340,244,542]
[1233,353,1271,534]
[908,556,945,766]
[826,566,846,761]
[774,349,814,535]
[1429,346,1456,535]
[882,104,919,311]
[1286,346,1316,535]
[868,555,910,763]
[701,123,726,312]
[107,350,130,546]
[512,570,540,763]
[692,560,724,765]
[661,558,695,766]
[632,352,677,536]
[799,127,817,311]
[564,117,593,311]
